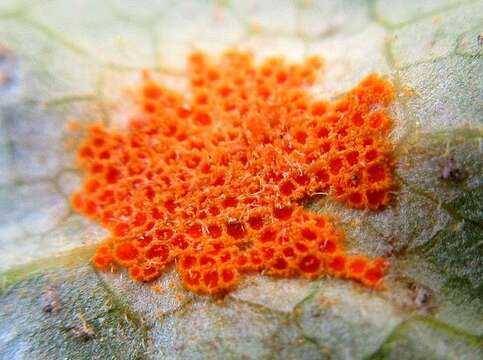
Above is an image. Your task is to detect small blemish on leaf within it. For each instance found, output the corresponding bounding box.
[439,156,467,182]
[402,85,415,97]
[69,313,96,340]
[40,286,60,314]
[321,346,332,355]
[409,282,436,314]
[151,284,164,293]
[0,44,19,94]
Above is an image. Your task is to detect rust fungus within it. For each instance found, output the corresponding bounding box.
[72,50,395,294]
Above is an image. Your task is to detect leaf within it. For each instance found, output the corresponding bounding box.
[414,185,483,301]
[0,0,482,359]
[369,316,483,360]
[0,265,149,359]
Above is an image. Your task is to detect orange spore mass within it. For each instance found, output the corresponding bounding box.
[72,50,395,294]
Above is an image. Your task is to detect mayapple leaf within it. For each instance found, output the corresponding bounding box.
[0,0,482,359]
[415,186,483,300]
[369,316,483,360]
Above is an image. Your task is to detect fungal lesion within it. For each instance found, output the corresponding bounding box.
[70,50,397,295]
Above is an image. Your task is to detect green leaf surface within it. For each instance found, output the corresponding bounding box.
[369,316,483,360]
[0,0,482,359]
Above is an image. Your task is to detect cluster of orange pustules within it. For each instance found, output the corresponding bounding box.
[71,50,395,294]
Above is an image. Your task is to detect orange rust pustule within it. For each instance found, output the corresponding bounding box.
[72,50,394,294]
